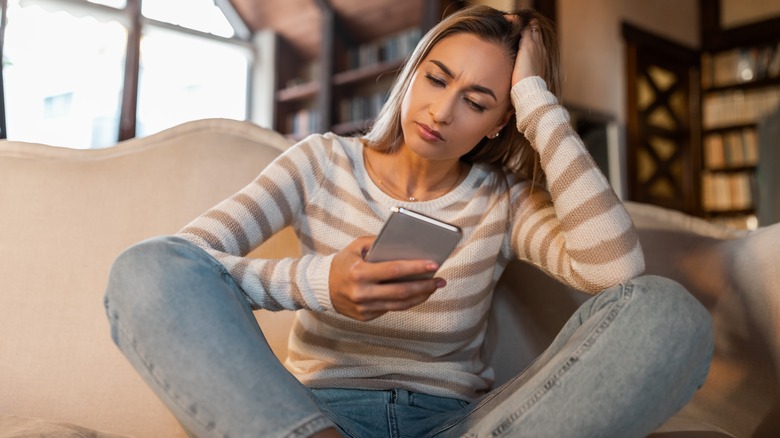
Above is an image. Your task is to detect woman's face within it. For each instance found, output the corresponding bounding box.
[400,33,513,162]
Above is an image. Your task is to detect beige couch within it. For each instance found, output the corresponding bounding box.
[1,118,777,437]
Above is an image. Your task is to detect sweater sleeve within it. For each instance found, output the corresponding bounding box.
[508,76,645,293]
[176,137,335,312]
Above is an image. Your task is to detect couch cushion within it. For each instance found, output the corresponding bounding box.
[0,416,130,438]
[0,119,296,437]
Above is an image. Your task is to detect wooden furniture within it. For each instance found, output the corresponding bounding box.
[623,23,701,216]
[272,0,464,139]
[625,1,780,229]
[698,0,780,229]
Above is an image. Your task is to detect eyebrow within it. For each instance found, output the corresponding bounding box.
[430,59,498,102]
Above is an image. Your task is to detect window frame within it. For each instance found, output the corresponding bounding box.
[0,0,253,142]
[1,0,8,139]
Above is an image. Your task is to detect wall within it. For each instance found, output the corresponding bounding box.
[721,0,780,28]
[559,0,699,118]
[557,0,699,197]
[558,0,699,122]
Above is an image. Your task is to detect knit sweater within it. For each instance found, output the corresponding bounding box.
[177,77,645,401]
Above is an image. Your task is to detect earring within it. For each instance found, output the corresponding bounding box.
[489,132,500,139]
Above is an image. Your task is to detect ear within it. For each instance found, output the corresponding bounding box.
[490,109,514,136]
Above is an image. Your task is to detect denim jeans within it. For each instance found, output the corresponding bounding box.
[104,236,713,438]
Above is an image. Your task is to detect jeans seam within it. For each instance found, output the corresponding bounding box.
[387,400,399,438]
[168,236,263,309]
[487,282,634,437]
[283,415,334,438]
[168,236,231,277]
[107,307,229,438]
[438,282,634,438]
[317,406,362,438]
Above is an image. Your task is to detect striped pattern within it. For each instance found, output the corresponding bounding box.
[177,76,644,401]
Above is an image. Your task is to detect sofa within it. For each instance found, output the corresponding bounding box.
[1,118,777,437]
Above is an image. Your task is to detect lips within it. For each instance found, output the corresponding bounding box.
[416,122,445,142]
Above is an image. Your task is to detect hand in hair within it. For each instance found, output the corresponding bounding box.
[508,18,548,86]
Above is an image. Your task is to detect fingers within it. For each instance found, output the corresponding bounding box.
[350,235,376,259]
[512,18,547,84]
[359,258,440,283]
[345,277,445,321]
[522,20,543,47]
[329,236,448,322]
[336,276,445,322]
[504,14,540,38]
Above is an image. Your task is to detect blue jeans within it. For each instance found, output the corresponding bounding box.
[104,236,713,438]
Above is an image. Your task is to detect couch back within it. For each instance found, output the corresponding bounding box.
[2,119,777,437]
[0,119,299,437]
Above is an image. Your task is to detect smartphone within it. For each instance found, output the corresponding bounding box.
[364,207,462,281]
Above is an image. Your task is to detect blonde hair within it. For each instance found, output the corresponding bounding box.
[362,5,561,185]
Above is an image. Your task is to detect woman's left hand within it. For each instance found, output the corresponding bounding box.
[511,19,547,86]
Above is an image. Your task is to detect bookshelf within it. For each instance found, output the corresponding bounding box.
[272,1,461,140]
[273,35,323,140]
[331,27,422,135]
[625,2,780,230]
[699,22,780,229]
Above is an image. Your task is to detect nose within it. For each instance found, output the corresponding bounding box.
[429,92,457,125]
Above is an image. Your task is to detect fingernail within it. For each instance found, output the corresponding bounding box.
[436,279,447,288]
[426,262,439,271]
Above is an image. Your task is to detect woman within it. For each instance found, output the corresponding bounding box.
[105,6,713,437]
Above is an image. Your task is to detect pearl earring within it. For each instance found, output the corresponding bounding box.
[489,132,500,139]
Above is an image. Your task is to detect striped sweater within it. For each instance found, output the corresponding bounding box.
[177,77,645,401]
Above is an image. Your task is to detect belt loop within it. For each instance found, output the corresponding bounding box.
[391,389,411,405]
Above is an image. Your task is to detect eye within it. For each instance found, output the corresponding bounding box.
[464,98,486,113]
[425,73,446,87]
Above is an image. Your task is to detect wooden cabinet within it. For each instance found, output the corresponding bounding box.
[623,24,701,216]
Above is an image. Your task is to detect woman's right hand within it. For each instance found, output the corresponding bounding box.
[328,236,446,322]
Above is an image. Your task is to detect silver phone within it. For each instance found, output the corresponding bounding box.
[364,207,462,281]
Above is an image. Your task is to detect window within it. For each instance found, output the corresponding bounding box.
[1,0,251,148]
[43,93,74,119]
[137,25,248,137]
[3,0,126,148]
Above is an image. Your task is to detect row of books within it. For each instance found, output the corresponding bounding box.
[701,171,755,212]
[703,129,759,169]
[283,108,321,139]
[284,62,322,90]
[701,43,780,89]
[702,85,780,129]
[337,92,388,126]
[345,27,423,71]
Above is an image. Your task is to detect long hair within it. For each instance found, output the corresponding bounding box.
[362,5,561,185]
